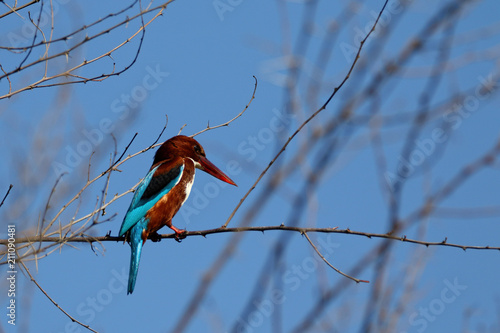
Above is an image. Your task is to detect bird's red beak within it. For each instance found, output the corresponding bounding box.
[198,156,237,186]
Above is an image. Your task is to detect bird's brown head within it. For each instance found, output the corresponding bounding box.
[154,135,236,186]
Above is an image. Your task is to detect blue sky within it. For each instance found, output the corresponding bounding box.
[1,0,500,332]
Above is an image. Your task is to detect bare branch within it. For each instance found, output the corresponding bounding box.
[302,231,369,283]
[222,0,390,229]
[191,76,258,137]
[0,1,177,100]
[0,184,13,208]
[3,225,499,252]
[0,0,37,19]
[19,260,99,333]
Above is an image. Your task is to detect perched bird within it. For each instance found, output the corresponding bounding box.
[119,135,236,294]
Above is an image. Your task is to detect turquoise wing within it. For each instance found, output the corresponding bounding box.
[119,163,184,236]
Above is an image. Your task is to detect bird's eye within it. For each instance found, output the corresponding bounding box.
[194,145,202,154]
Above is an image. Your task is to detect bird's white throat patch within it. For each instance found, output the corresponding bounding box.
[183,175,194,206]
[183,158,196,205]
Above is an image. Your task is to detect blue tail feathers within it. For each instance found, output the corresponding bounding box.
[127,218,148,294]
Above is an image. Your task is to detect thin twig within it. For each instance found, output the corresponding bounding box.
[0,184,13,208]
[0,64,12,94]
[100,133,137,177]
[0,1,176,100]
[18,2,44,69]
[19,260,99,333]
[150,115,168,146]
[191,76,258,137]
[0,0,37,19]
[302,231,369,283]
[177,124,187,135]
[39,173,66,240]
[222,0,389,229]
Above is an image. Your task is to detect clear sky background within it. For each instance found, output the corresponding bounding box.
[1,0,500,332]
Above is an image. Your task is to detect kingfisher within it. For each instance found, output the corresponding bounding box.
[119,135,236,294]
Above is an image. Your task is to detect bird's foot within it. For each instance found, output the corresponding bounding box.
[170,226,187,243]
[150,231,162,242]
